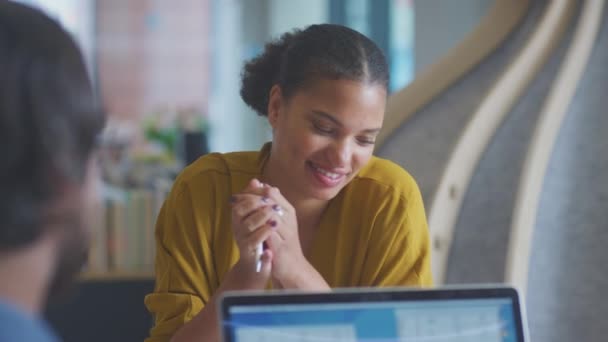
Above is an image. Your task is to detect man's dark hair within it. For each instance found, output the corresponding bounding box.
[0,2,105,250]
[240,24,389,116]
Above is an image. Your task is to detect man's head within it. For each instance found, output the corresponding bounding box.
[0,2,104,301]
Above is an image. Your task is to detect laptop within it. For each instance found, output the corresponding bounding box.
[220,286,528,342]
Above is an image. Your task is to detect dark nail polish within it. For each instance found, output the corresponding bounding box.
[272,204,280,211]
[268,220,277,227]
[261,196,269,203]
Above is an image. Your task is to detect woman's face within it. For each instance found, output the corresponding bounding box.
[268,78,386,201]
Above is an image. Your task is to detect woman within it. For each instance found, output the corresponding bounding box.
[145,24,432,342]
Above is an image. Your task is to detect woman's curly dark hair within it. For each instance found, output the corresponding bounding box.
[240,24,389,116]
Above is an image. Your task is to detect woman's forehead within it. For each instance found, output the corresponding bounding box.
[290,79,386,121]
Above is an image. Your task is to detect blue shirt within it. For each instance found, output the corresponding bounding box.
[0,300,58,342]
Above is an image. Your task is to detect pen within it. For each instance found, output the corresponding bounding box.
[255,179,265,273]
[256,204,284,272]
[255,243,263,273]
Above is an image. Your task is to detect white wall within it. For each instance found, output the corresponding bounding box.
[413,0,494,73]
[208,0,246,153]
[268,0,328,36]
[209,0,328,153]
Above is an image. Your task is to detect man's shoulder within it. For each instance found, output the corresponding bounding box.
[0,301,58,342]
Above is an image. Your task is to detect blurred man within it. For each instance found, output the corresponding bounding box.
[0,2,104,341]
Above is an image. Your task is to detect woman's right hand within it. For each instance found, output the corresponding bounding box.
[229,178,277,288]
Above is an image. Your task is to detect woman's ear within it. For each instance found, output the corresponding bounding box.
[267,84,283,129]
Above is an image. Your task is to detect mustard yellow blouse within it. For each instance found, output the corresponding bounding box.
[144,144,432,341]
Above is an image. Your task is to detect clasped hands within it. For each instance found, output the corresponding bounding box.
[230,178,309,288]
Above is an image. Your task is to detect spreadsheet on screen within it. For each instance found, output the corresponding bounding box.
[226,298,519,342]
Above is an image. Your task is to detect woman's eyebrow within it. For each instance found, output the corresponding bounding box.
[311,110,342,126]
[310,110,381,133]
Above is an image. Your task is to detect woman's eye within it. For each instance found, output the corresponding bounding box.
[358,137,376,146]
[313,123,333,134]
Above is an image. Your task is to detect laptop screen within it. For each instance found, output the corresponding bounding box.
[223,292,523,341]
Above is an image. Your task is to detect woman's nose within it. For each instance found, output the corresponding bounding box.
[328,139,351,167]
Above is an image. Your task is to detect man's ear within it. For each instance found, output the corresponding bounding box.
[267,84,283,130]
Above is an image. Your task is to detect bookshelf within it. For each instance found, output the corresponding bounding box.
[85,180,171,279]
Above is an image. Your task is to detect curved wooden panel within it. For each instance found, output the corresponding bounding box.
[505,0,606,293]
[427,1,576,284]
[377,0,530,148]
[443,0,572,285]
[377,1,549,215]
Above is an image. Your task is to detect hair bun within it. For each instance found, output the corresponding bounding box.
[240,31,297,117]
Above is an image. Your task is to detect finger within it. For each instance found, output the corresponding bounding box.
[236,221,274,257]
[259,249,273,275]
[242,205,277,232]
[245,178,263,191]
[245,221,278,248]
[264,230,285,252]
[241,178,266,196]
[270,204,286,219]
[232,194,272,218]
[261,186,293,214]
[232,179,265,204]
[231,192,269,206]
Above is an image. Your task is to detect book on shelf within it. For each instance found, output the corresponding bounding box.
[85,180,172,276]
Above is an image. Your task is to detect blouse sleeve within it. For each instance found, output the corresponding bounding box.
[360,179,433,287]
[144,178,219,342]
